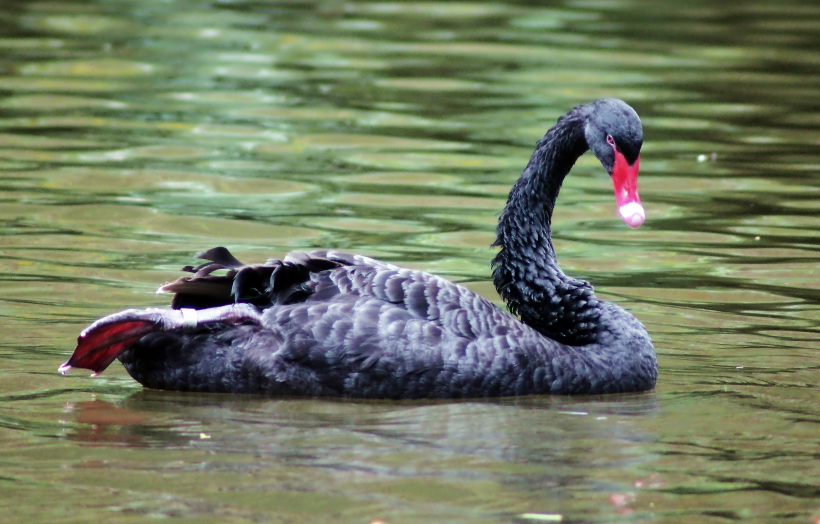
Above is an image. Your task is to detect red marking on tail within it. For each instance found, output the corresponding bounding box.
[62,320,155,374]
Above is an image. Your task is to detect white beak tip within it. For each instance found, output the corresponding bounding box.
[618,202,645,228]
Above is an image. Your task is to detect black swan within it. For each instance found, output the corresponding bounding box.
[59,98,657,398]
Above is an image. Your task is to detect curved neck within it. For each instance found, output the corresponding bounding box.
[492,112,601,345]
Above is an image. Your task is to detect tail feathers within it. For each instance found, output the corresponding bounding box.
[61,304,265,376]
[60,310,164,375]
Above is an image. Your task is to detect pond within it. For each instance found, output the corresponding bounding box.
[2,0,820,522]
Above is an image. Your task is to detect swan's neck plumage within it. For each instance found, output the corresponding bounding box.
[492,111,602,345]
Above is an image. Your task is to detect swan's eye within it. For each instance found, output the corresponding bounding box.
[606,134,616,147]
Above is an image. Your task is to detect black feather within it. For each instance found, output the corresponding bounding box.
[197,246,245,268]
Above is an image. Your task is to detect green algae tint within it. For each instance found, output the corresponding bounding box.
[2,0,820,522]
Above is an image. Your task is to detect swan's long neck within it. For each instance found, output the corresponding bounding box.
[492,112,602,345]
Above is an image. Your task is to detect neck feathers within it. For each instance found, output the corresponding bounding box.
[492,111,601,345]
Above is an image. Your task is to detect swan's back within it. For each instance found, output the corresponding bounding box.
[119,249,556,398]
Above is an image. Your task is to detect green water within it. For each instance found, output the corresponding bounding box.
[2,0,820,522]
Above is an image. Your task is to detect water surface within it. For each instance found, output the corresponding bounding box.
[2,0,820,522]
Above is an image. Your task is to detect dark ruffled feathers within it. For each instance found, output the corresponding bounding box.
[163,248,344,310]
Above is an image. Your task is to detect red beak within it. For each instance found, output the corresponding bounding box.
[611,152,644,228]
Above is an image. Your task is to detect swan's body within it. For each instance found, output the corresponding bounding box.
[60,99,657,398]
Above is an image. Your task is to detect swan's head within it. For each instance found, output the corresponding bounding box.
[583,99,644,228]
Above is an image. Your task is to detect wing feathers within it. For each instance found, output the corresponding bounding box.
[159,247,493,347]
